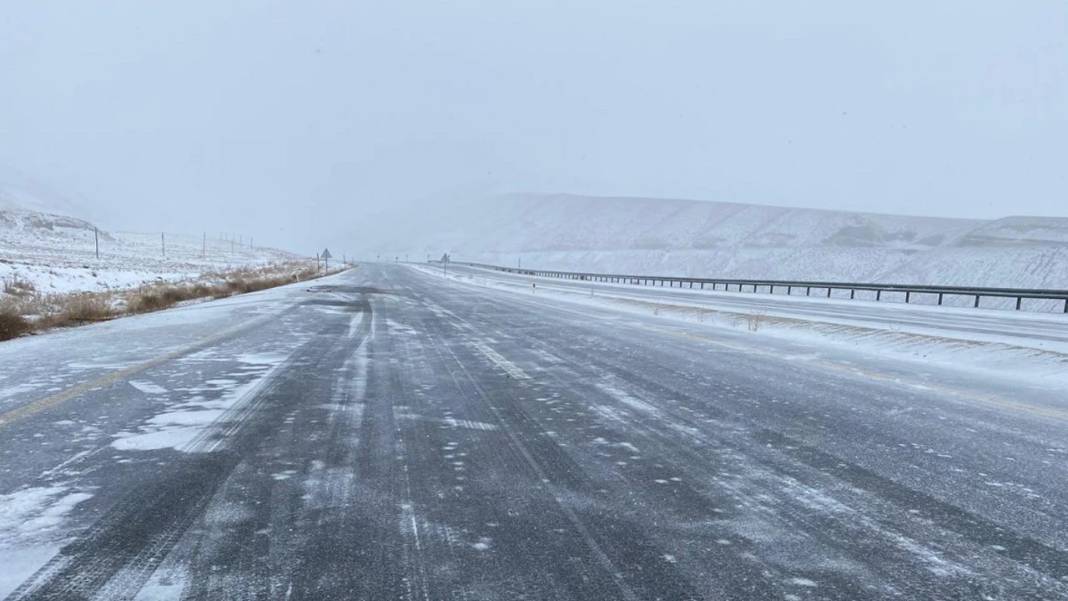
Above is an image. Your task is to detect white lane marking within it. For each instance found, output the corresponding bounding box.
[442,417,499,431]
[472,341,530,380]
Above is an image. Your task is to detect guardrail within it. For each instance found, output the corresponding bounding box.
[437,260,1068,314]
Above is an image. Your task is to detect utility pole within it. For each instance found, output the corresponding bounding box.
[161,233,166,258]
[94,227,100,259]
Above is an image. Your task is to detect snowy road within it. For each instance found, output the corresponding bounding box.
[1,264,1067,600]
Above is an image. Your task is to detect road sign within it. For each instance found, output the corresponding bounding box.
[321,248,333,260]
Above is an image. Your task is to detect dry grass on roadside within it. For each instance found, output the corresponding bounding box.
[0,261,343,342]
[50,293,116,325]
[127,284,200,313]
[216,266,319,297]
[0,302,32,341]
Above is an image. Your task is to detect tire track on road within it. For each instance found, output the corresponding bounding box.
[5,298,373,601]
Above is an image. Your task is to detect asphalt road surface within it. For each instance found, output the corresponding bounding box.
[1,264,1067,600]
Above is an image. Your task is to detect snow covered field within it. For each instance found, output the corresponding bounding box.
[0,207,300,295]
[0,179,303,300]
[367,193,1068,289]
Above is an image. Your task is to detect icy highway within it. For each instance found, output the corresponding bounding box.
[1,264,1067,600]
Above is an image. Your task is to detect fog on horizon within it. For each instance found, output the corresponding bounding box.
[2,1,1066,254]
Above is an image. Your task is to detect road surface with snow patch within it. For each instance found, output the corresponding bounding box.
[1,264,1066,600]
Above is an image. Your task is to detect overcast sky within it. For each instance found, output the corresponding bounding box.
[2,1,1066,251]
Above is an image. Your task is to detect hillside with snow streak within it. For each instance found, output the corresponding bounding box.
[367,193,1068,288]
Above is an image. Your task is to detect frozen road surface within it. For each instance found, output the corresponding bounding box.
[1,264,1067,600]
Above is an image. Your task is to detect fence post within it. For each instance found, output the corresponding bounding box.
[94,227,100,259]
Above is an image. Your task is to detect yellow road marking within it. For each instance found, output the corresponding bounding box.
[0,308,291,430]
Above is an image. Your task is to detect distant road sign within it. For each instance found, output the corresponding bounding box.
[321,248,333,259]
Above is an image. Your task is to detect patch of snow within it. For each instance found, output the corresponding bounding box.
[128,380,168,395]
[0,485,92,598]
[788,577,819,587]
[109,356,291,453]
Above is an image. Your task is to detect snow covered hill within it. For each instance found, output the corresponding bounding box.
[0,186,299,294]
[365,193,1068,288]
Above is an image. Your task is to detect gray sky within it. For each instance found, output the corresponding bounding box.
[2,1,1066,252]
